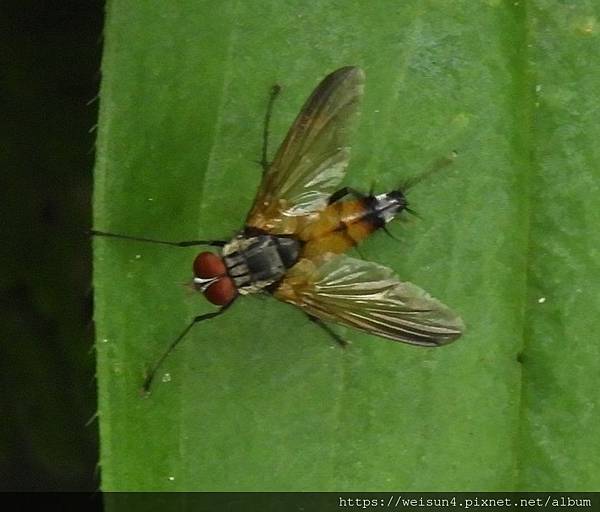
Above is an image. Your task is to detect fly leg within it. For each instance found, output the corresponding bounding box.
[257,83,282,173]
[306,314,349,348]
[142,301,235,393]
[90,230,226,247]
[327,186,366,205]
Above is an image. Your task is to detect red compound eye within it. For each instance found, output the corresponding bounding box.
[193,252,226,278]
[205,277,237,306]
[193,252,237,306]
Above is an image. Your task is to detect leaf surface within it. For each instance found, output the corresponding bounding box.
[94,0,600,491]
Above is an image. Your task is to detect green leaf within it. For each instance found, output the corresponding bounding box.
[94,0,600,490]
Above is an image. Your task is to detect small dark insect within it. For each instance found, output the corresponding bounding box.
[93,67,464,392]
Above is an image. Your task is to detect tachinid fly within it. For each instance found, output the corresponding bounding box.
[93,66,464,392]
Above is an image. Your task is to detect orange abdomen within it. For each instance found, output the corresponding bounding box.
[299,198,379,258]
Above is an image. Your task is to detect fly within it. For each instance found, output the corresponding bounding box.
[93,66,464,392]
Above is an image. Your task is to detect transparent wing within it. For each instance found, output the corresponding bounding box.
[275,254,464,346]
[246,66,365,234]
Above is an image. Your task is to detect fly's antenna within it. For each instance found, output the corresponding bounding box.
[401,151,458,192]
[141,302,234,394]
[90,230,226,248]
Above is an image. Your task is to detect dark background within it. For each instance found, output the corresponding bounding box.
[1,1,103,490]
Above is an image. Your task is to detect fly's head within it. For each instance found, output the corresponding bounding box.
[193,252,237,306]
